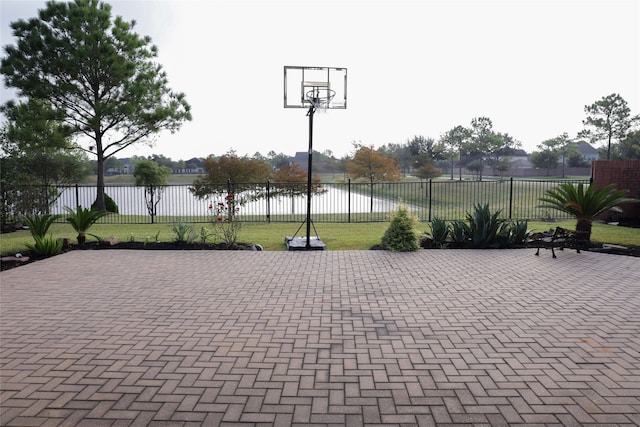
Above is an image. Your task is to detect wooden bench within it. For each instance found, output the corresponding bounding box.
[530,226,590,258]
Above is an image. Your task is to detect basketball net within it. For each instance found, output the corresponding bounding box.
[306,88,335,115]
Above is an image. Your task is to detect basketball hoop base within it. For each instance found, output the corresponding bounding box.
[285,236,327,251]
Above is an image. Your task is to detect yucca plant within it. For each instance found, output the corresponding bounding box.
[64,206,109,244]
[539,182,631,243]
[22,213,62,239]
[25,235,63,257]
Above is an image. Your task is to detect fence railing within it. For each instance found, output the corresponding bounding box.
[2,178,590,224]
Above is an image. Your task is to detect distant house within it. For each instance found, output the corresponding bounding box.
[571,140,599,162]
[509,149,534,171]
[174,157,205,174]
[291,152,308,171]
[120,158,132,174]
[105,157,130,175]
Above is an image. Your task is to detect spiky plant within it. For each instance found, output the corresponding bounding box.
[22,213,62,239]
[64,206,109,244]
[539,182,631,243]
[466,203,505,248]
[427,217,450,248]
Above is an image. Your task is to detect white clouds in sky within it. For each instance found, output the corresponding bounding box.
[2,0,639,160]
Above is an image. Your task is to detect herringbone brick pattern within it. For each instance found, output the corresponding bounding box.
[1,249,639,426]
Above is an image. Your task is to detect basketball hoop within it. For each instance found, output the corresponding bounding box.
[306,87,335,114]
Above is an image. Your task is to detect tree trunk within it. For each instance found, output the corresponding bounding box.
[94,134,106,210]
[575,217,592,243]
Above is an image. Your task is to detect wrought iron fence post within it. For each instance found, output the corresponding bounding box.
[348,179,351,223]
[509,177,514,219]
[428,179,433,222]
[75,184,80,208]
[266,181,271,223]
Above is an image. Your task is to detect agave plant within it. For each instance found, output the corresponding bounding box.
[450,220,470,247]
[64,206,109,244]
[25,235,63,257]
[466,203,506,248]
[539,182,631,243]
[427,217,450,248]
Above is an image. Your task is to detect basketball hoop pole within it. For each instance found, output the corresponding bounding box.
[305,103,316,249]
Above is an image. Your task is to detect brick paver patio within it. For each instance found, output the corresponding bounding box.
[1,249,639,426]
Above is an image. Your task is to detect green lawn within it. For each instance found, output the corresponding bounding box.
[2,220,638,256]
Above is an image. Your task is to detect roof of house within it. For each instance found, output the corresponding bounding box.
[572,140,599,155]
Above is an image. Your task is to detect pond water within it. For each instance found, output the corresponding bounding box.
[50,185,401,219]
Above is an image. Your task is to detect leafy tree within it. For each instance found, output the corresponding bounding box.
[267,151,291,169]
[133,159,172,223]
[462,118,520,179]
[530,151,559,175]
[1,0,191,210]
[380,142,411,174]
[190,154,271,203]
[439,125,470,180]
[413,162,442,180]
[104,157,124,174]
[614,130,640,160]
[148,154,176,169]
[530,134,569,175]
[579,93,638,160]
[0,100,90,220]
[464,117,495,180]
[486,132,521,175]
[271,163,325,214]
[567,150,590,167]
[347,142,401,212]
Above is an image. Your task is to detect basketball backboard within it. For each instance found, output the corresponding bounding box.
[284,66,347,109]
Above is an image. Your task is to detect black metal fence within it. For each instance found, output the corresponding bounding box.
[2,178,590,224]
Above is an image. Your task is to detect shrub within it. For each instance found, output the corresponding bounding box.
[208,193,242,246]
[22,213,62,239]
[171,220,195,244]
[92,193,119,213]
[25,235,63,257]
[381,204,419,252]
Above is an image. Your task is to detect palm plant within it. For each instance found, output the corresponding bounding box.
[22,213,62,239]
[64,206,109,244]
[539,182,631,242]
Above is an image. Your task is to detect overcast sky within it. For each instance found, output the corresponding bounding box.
[1,0,639,161]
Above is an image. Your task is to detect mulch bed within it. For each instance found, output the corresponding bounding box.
[1,240,256,272]
[2,238,638,272]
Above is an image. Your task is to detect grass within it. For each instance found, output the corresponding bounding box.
[2,220,638,256]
